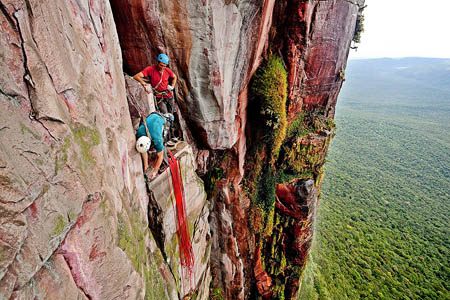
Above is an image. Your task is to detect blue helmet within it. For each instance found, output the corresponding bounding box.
[157,53,169,65]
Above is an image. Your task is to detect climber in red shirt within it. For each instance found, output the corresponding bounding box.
[133,53,178,115]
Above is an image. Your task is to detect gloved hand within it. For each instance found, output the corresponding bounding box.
[167,85,174,91]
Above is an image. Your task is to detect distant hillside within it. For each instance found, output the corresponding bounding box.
[343,57,450,109]
[299,58,450,300]
[349,57,450,87]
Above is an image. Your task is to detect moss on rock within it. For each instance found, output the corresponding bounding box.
[52,215,67,237]
[117,208,169,299]
[250,54,288,164]
[72,125,100,166]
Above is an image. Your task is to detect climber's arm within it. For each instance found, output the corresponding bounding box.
[149,151,164,179]
[171,74,177,87]
[141,151,149,172]
[133,71,152,93]
[133,72,146,85]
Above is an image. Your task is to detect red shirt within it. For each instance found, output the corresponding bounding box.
[142,66,175,98]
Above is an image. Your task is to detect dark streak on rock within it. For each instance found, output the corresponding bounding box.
[12,5,60,142]
[0,2,17,30]
[0,89,19,102]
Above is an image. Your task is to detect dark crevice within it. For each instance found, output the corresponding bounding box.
[87,1,104,50]
[0,2,17,30]
[87,2,98,38]
[0,89,18,102]
[146,189,180,299]
[12,7,60,142]
[146,190,166,257]
[38,116,65,124]
[33,119,58,141]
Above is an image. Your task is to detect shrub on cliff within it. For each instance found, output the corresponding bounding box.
[250,54,288,165]
[245,54,288,235]
[352,5,366,48]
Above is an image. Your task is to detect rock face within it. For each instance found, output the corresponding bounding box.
[0,1,147,298]
[110,0,275,149]
[0,1,206,299]
[148,142,211,300]
[0,0,363,299]
[271,0,362,120]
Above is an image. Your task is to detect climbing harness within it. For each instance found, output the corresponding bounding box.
[166,150,196,297]
[154,89,171,98]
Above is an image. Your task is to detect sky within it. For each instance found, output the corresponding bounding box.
[349,0,450,59]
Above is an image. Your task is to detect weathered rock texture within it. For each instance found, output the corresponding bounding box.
[271,0,361,120]
[1,0,363,299]
[148,142,211,300]
[0,1,206,299]
[124,74,157,130]
[111,0,275,150]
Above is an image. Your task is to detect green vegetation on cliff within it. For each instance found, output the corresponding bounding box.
[246,54,288,213]
[246,54,337,299]
[300,58,450,300]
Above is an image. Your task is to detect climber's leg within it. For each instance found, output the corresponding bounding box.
[157,98,169,114]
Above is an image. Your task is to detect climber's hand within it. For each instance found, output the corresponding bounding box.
[149,170,158,179]
[143,84,152,94]
[167,85,174,91]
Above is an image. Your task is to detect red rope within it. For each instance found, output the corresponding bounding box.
[166,150,195,296]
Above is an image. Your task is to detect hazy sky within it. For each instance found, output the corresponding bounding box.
[350,0,450,59]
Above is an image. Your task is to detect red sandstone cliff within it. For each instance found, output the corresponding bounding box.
[0,0,363,299]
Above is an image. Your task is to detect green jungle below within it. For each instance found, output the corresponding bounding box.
[299,58,450,300]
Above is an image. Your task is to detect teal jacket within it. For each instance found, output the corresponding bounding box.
[136,113,165,152]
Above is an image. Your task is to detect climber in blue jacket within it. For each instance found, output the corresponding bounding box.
[136,112,173,179]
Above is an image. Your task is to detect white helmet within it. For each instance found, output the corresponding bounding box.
[136,136,151,153]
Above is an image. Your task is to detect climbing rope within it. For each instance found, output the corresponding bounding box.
[166,150,195,297]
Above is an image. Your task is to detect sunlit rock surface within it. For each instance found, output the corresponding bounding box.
[1,1,180,299]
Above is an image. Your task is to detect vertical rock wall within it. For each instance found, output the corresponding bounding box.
[148,142,211,300]
[203,1,363,299]
[272,0,362,119]
[0,1,184,299]
[110,0,275,149]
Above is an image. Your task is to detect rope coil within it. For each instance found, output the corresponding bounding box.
[166,150,195,297]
